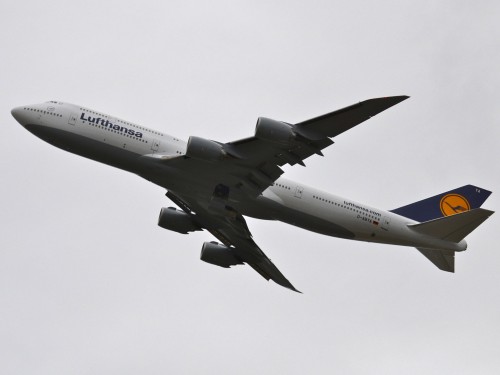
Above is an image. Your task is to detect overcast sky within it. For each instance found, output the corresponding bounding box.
[1,1,499,374]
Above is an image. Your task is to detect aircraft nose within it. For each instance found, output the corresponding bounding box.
[11,106,28,126]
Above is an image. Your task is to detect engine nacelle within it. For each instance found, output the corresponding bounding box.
[186,136,226,161]
[255,117,295,145]
[200,242,244,268]
[158,207,201,234]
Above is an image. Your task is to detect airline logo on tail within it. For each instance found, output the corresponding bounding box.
[440,194,470,216]
[390,185,489,222]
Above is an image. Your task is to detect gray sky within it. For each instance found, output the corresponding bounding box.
[1,1,499,374]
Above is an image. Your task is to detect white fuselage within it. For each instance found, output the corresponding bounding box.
[12,101,467,253]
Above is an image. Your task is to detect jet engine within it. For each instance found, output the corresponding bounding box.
[186,136,226,161]
[254,117,296,146]
[157,207,201,234]
[200,241,244,268]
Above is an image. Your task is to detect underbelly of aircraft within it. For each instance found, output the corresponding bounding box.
[24,124,147,173]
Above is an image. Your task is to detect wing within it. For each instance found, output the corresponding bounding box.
[150,96,408,291]
[166,191,300,292]
[226,95,409,195]
[149,95,409,198]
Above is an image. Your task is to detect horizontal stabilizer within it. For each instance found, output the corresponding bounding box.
[409,208,494,243]
[416,248,455,272]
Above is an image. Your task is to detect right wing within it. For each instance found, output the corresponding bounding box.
[166,191,300,292]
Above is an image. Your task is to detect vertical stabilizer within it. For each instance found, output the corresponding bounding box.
[391,185,491,222]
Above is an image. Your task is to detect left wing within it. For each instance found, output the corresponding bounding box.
[147,96,409,198]
[166,191,300,292]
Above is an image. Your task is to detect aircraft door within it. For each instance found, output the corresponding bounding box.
[68,113,77,125]
[294,186,304,199]
[151,139,160,152]
[381,216,391,231]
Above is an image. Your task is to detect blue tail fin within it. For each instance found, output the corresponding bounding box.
[390,185,492,222]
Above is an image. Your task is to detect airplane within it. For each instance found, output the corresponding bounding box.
[11,96,494,292]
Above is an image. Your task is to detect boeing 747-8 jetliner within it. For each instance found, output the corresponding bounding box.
[11,96,493,292]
